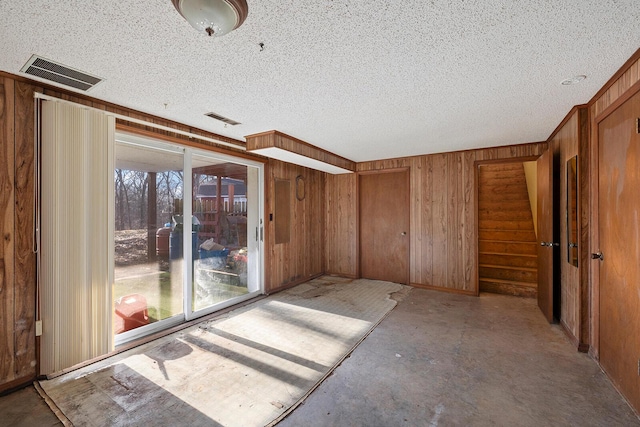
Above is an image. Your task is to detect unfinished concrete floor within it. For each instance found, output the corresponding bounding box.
[0,386,61,427]
[1,287,638,426]
[280,288,640,426]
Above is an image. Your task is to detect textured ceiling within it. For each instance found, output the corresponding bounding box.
[1,1,639,162]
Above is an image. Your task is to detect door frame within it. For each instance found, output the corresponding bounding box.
[357,167,411,284]
[474,156,541,297]
[536,149,561,322]
[590,80,640,360]
[113,132,266,347]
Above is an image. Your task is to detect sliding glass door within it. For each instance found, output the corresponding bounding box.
[190,152,262,316]
[113,138,186,343]
[114,134,263,345]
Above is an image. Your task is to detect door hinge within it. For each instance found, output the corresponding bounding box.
[35,320,42,336]
[636,117,640,134]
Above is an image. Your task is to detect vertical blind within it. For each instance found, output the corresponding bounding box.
[39,100,114,375]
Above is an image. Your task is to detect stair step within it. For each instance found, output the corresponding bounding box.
[478,210,533,221]
[478,229,537,241]
[477,178,527,187]
[479,278,537,298]
[479,239,537,244]
[479,251,537,257]
[478,196,530,204]
[478,220,537,231]
[478,199,531,207]
[479,240,538,255]
[479,228,537,233]
[479,264,537,272]
[479,252,538,268]
[479,265,537,282]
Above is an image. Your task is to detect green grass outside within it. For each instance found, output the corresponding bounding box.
[114,267,248,323]
[114,271,178,322]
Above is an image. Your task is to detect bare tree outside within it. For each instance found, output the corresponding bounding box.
[115,169,184,231]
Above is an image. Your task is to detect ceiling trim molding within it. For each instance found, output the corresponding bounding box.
[546,104,589,143]
[117,124,266,163]
[593,78,640,125]
[35,91,246,152]
[0,70,246,149]
[587,47,640,107]
[245,130,356,174]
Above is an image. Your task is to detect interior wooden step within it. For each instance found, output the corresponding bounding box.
[479,240,538,255]
[478,229,537,242]
[477,172,527,182]
[478,196,531,206]
[479,252,538,268]
[479,220,538,231]
[478,200,531,211]
[479,278,537,298]
[479,264,537,282]
[478,210,533,221]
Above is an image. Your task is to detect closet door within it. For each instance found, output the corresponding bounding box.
[537,149,558,322]
[597,89,640,413]
[359,169,409,284]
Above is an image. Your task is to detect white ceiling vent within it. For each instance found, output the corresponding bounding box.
[20,55,103,91]
[205,112,241,126]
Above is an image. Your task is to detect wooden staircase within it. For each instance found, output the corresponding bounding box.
[478,163,538,297]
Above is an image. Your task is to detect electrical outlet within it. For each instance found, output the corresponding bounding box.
[35,320,42,337]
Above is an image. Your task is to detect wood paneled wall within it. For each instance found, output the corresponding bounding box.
[547,108,589,348]
[265,160,325,292]
[0,77,16,388]
[13,81,39,384]
[326,143,547,294]
[324,173,358,277]
[1,48,638,394]
[0,78,41,392]
[0,71,281,392]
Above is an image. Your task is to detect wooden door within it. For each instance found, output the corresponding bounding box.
[598,89,640,412]
[537,149,556,322]
[359,170,409,284]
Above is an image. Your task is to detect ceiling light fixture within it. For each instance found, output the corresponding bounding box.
[560,75,587,86]
[172,0,248,37]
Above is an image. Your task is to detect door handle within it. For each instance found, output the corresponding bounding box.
[591,251,604,261]
[400,232,407,236]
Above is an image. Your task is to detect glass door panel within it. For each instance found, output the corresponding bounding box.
[191,153,261,313]
[114,140,184,342]
[192,156,248,311]
[112,134,263,344]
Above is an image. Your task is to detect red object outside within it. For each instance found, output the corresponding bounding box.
[114,293,149,334]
